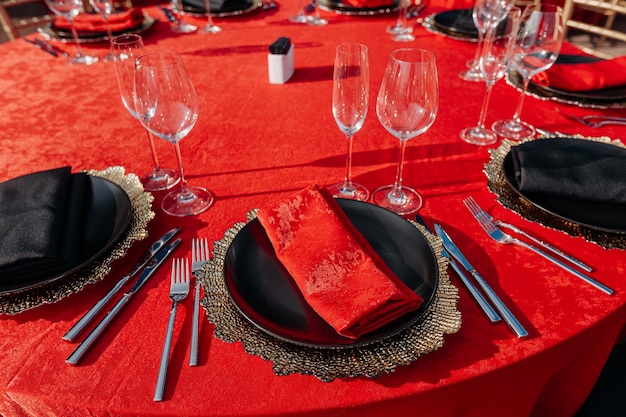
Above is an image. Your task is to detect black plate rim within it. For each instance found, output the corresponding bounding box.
[222,199,440,349]
[0,175,132,295]
[501,139,626,234]
[181,0,262,17]
[38,14,155,43]
[318,0,398,15]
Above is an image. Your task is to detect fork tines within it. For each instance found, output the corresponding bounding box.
[190,238,210,367]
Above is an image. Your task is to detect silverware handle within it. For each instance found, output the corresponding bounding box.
[63,277,130,342]
[154,301,179,401]
[515,239,614,295]
[189,280,200,366]
[596,120,626,127]
[448,259,501,323]
[66,294,131,365]
[470,271,529,339]
[500,223,593,272]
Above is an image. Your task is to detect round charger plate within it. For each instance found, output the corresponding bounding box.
[181,0,262,17]
[223,199,439,349]
[38,14,155,43]
[422,11,477,42]
[318,0,398,15]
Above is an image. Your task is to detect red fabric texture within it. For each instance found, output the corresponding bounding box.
[533,55,626,92]
[0,2,625,416]
[257,185,423,338]
[53,8,145,33]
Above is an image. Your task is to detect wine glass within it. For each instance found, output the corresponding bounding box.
[89,0,114,61]
[44,0,98,65]
[289,0,309,23]
[327,43,370,201]
[387,0,413,40]
[460,0,515,81]
[492,3,564,140]
[111,34,180,191]
[373,49,438,215]
[461,7,521,145]
[170,0,198,33]
[134,51,214,216]
[307,0,327,26]
[201,0,222,34]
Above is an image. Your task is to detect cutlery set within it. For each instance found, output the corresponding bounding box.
[23,37,68,58]
[556,108,626,128]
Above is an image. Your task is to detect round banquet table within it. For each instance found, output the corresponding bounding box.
[0,1,625,416]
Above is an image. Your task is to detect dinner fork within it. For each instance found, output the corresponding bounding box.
[464,197,593,272]
[463,199,613,296]
[190,238,210,366]
[556,109,626,128]
[154,258,190,402]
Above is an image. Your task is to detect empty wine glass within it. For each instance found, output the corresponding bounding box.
[492,3,564,140]
[373,49,438,215]
[111,34,180,191]
[134,51,214,216]
[327,43,370,201]
[461,7,521,145]
[89,0,114,61]
[289,0,309,23]
[44,0,98,65]
[201,0,222,34]
[387,0,413,40]
[307,0,327,26]
[460,0,515,81]
[170,0,198,33]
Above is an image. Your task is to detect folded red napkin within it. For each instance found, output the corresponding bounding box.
[532,55,626,92]
[340,0,394,8]
[257,185,423,339]
[53,8,144,33]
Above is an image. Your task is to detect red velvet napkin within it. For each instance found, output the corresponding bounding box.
[256,185,423,339]
[53,8,144,33]
[532,56,626,92]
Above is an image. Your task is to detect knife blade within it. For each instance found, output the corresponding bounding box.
[66,238,182,365]
[414,215,500,323]
[22,38,58,57]
[63,227,181,342]
[434,223,529,339]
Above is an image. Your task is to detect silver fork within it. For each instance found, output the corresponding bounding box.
[154,258,190,402]
[463,199,613,296]
[464,197,593,272]
[190,238,210,366]
[557,109,626,128]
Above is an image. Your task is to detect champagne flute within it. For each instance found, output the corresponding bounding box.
[461,7,521,145]
[111,34,180,191]
[492,3,564,140]
[44,0,98,65]
[170,0,198,33]
[307,0,327,26]
[327,43,370,201]
[89,0,114,61]
[373,48,438,215]
[134,51,214,216]
[201,0,222,34]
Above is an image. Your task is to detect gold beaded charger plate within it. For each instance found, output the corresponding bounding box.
[0,167,154,314]
[486,136,626,250]
[200,201,461,381]
[318,0,398,15]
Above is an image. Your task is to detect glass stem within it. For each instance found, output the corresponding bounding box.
[205,0,214,24]
[314,0,321,20]
[477,83,494,129]
[342,134,355,191]
[172,142,191,196]
[512,77,530,124]
[399,0,408,31]
[68,19,85,57]
[104,15,112,42]
[391,139,408,198]
[472,30,485,65]
[145,129,163,171]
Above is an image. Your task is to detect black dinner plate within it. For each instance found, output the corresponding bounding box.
[39,14,155,43]
[502,139,626,233]
[318,0,398,15]
[223,199,439,348]
[0,175,132,295]
[432,8,478,37]
[182,0,261,17]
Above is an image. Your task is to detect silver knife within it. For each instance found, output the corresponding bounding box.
[63,228,180,342]
[414,216,500,323]
[66,238,182,365]
[434,223,529,339]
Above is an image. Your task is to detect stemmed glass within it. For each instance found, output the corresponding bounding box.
[289,0,309,23]
[373,49,438,215]
[327,43,370,201]
[459,6,487,81]
[492,3,564,140]
[387,0,413,41]
[201,0,222,34]
[460,7,521,145]
[307,0,327,26]
[170,0,198,33]
[134,51,214,217]
[44,0,98,65]
[89,0,114,61]
[111,34,180,191]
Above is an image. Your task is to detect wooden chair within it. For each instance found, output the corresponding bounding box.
[0,0,54,41]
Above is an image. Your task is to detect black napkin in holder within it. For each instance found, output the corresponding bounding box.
[268,37,294,84]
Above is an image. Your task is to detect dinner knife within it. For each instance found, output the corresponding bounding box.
[63,227,181,342]
[434,223,529,339]
[22,38,57,57]
[414,216,501,323]
[66,238,182,365]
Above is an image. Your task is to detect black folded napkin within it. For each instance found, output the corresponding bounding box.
[511,138,626,205]
[182,0,250,13]
[0,167,89,287]
[434,9,477,36]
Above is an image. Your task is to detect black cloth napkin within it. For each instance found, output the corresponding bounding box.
[511,138,626,205]
[182,0,249,13]
[434,9,477,35]
[0,167,89,287]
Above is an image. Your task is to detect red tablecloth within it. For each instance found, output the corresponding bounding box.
[1,2,625,416]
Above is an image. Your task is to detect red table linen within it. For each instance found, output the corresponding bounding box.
[257,185,423,338]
